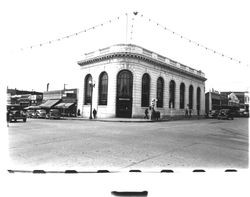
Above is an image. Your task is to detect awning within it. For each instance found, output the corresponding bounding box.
[54,102,75,109]
[24,106,41,110]
[39,100,60,108]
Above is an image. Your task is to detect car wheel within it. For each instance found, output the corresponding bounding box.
[23,118,26,122]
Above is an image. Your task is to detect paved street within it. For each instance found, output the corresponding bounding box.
[8,118,248,171]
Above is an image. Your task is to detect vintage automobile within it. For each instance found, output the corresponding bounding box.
[7,104,27,122]
[243,111,249,117]
[26,109,36,118]
[236,108,249,118]
[207,110,219,119]
[217,109,234,120]
[47,109,61,119]
[35,109,47,119]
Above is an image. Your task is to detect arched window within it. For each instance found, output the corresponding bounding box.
[98,72,108,105]
[189,85,193,109]
[141,73,150,107]
[197,87,201,111]
[180,83,185,109]
[169,80,175,108]
[157,77,164,107]
[117,70,133,98]
[84,74,92,105]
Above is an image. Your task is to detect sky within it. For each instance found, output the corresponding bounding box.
[1,0,250,93]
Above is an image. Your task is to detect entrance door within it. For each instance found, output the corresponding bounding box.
[116,70,133,118]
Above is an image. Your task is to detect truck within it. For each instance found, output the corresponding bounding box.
[7,104,27,122]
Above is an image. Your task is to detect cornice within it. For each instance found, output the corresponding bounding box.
[78,51,206,81]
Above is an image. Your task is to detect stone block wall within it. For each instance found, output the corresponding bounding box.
[77,57,205,119]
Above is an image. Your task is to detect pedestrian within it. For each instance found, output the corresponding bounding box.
[77,109,80,116]
[7,110,10,127]
[189,108,192,119]
[93,109,97,119]
[170,103,173,120]
[151,108,155,120]
[144,108,149,119]
[197,105,200,119]
[185,104,189,118]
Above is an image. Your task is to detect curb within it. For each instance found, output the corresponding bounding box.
[60,117,204,123]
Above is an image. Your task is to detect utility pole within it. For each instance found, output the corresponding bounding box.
[89,81,95,119]
[125,13,128,44]
[64,84,67,90]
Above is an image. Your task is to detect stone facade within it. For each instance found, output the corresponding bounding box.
[77,44,206,118]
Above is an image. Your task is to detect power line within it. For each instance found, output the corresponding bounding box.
[18,11,248,67]
[19,13,125,51]
[137,13,248,67]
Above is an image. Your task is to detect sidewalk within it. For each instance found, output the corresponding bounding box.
[61,116,204,122]
[62,117,158,122]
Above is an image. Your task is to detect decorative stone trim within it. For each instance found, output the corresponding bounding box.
[78,48,206,82]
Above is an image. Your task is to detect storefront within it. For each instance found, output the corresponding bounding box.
[41,89,78,116]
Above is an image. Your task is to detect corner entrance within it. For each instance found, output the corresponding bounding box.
[116,70,133,118]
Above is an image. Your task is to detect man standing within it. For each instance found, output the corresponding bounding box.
[185,104,189,118]
[93,109,97,119]
[189,107,192,119]
[7,110,10,127]
[197,104,200,119]
[144,108,149,119]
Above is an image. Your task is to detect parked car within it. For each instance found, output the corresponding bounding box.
[7,104,27,122]
[243,111,249,117]
[35,109,47,119]
[207,110,219,119]
[217,109,234,120]
[236,108,249,118]
[26,109,36,118]
[48,109,61,119]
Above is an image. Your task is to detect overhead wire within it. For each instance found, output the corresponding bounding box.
[138,13,248,67]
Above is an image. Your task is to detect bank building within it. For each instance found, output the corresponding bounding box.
[77,44,206,119]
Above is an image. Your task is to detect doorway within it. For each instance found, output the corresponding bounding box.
[116,70,133,118]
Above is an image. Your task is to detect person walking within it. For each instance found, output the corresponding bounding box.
[189,108,192,119]
[144,108,149,119]
[93,109,97,119]
[7,110,10,127]
[197,105,200,119]
[185,104,189,118]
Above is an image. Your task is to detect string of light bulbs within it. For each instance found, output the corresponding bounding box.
[136,12,248,67]
[19,13,126,51]
[18,11,248,67]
